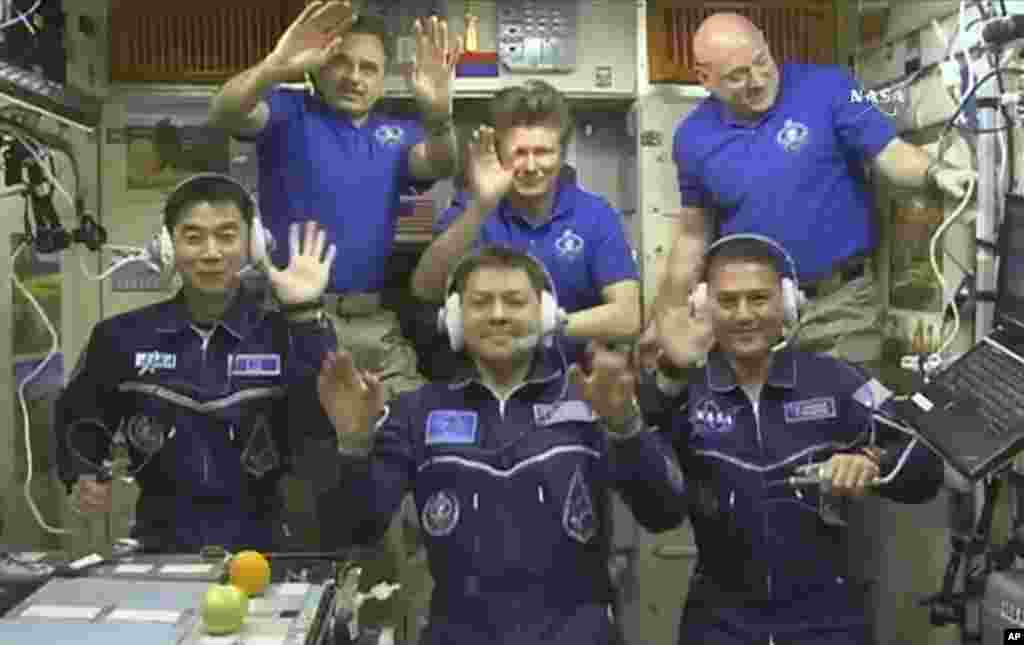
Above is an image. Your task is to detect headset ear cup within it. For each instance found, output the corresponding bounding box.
[158,228,175,280]
[689,283,708,314]
[541,290,558,336]
[250,216,268,267]
[781,277,800,324]
[443,292,463,352]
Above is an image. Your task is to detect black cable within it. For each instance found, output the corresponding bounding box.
[938,67,1024,163]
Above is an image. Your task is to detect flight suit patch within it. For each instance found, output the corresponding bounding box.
[563,466,597,544]
[425,410,479,445]
[784,397,837,423]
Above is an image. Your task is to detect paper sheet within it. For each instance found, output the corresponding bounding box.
[274,583,309,596]
[20,604,103,620]
[159,563,213,574]
[106,608,181,623]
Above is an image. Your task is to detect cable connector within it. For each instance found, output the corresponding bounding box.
[900,353,944,375]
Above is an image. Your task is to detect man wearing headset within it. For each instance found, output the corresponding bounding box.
[314,244,685,644]
[643,12,977,364]
[56,174,337,553]
[411,80,642,365]
[653,235,943,644]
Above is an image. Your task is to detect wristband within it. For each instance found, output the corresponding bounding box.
[424,114,454,137]
[279,298,324,314]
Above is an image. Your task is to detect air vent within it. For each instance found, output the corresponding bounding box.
[110,2,295,83]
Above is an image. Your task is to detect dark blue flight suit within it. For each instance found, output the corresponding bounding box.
[667,348,943,644]
[317,348,686,644]
[56,288,336,552]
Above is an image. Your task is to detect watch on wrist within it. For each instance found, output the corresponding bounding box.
[556,308,570,334]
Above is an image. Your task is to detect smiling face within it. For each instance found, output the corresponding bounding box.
[313,32,388,119]
[694,14,780,120]
[708,259,785,361]
[498,124,563,202]
[171,201,248,296]
[461,265,543,366]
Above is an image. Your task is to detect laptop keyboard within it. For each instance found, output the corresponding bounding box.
[936,340,1024,437]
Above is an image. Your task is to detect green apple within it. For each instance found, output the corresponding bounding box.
[201,583,249,635]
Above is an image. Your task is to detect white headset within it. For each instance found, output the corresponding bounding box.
[437,246,563,352]
[689,233,806,325]
[147,173,274,280]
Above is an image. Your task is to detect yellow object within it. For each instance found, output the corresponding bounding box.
[465,13,479,51]
[228,550,271,596]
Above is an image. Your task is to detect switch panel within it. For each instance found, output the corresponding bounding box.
[498,0,578,72]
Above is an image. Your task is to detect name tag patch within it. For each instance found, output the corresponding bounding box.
[533,400,598,426]
[784,397,837,423]
[135,351,176,374]
[425,410,479,445]
[231,354,281,376]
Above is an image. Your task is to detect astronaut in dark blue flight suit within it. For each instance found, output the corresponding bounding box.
[652,235,944,645]
[314,244,686,644]
[57,173,338,553]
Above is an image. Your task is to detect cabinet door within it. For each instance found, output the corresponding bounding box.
[648,1,837,84]
[110,0,296,83]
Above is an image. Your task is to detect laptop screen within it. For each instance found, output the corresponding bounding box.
[997,193,1024,328]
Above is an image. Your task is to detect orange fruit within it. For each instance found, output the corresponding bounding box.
[227,550,270,596]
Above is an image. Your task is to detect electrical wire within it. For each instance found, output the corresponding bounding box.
[10,240,70,535]
[0,0,40,33]
[930,177,977,359]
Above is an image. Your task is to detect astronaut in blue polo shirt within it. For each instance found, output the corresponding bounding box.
[655,235,943,644]
[314,245,685,645]
[209,3,463,396]
[56,174,337,553]
[644,12,975,362]
[411,80,641,363]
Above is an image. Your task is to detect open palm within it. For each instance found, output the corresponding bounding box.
[265,1,355,79]
[407,16,464,118]
[467,125,514,208]
[265,221,336,305]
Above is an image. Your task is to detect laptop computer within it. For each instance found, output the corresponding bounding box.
[889,193,1024,480]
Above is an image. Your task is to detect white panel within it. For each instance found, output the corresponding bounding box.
[383,0,637,98]
[633,88,704,308]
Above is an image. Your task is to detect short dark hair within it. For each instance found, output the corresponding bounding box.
[349,13,394,62]
[705,237,785,283]
[489,80,574,146]
[163,175,254,232]
[452,245,550,297]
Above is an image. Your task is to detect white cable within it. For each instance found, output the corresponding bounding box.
[4,129,75,209]
[10,241,71,535]
[0,0,39,33]
[76,246,150,282]
[929,177,977,360]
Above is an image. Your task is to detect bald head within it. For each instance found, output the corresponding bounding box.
[694,13,765,69]
[691,13,779,120]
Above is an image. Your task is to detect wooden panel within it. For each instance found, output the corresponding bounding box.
[110,1,294,83]
[648,1,836,84]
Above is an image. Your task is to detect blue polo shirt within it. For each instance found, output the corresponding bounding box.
[436,178,639,318]
[673,63,898,282]
[240,88,433,293]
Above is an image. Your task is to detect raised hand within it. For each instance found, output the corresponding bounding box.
[265,221,336,306]
[466,126,515,209]
[568,343,640,430]
[407,15,464,120]
[264,1,356,80]
[317,350,386,438]
[657,298,715,369]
